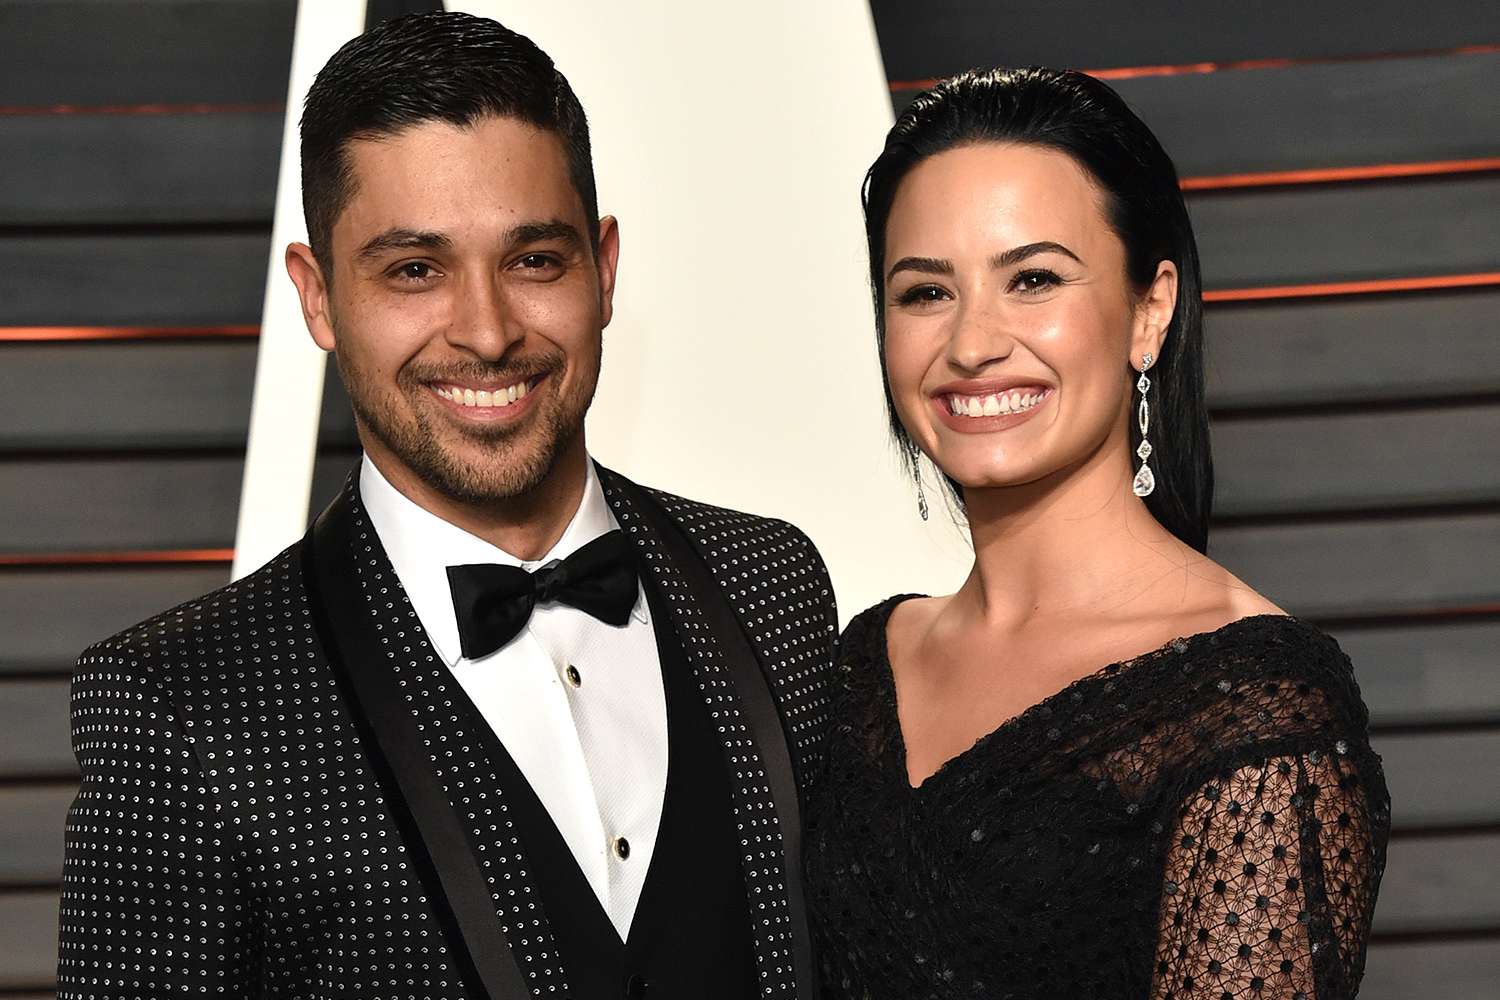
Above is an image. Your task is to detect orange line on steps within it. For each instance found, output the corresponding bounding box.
[1180,157,1500,190]
[887,42,1500,91]
[1204,272,1500,303]
[0,549,235,568]
[0,326,259,342]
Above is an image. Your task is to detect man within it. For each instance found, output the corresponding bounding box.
[57,13,836,1000]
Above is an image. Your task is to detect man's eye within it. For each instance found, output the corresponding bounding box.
[517,253,559,270]
[392,261,435,282]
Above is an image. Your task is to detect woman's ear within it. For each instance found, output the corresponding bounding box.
[1131,259,1177,368]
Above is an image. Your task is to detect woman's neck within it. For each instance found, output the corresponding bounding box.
[955,436,1185,630]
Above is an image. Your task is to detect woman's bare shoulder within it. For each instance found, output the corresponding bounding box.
[1159,550,1288,636]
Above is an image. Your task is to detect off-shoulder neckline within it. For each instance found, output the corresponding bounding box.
[865,594,1314,793]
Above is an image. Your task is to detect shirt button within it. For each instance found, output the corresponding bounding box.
[566,665,582,688]
[613,836,631,860]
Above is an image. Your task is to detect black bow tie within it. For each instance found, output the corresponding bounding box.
[446,530,639,660]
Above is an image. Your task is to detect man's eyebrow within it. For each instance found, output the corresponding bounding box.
[353,228,452,262]
[991,241,1082,268]
[504,220,584,249]
[886,256,954,283]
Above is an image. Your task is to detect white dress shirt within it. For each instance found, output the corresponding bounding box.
[360,456,669,940]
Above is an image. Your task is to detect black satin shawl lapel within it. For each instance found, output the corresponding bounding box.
[301,485,530,1000]
[596,465,816,1000]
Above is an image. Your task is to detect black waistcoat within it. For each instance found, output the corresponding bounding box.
[480,576,755,1000]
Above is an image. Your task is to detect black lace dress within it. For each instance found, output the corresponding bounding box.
[805,597,1391,1000]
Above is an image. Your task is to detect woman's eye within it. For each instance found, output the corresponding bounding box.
[896,284,949,306]
[1012,269,1062,294]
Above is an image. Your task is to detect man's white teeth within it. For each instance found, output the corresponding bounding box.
[435,380,531,408]
[948,390,1046,417]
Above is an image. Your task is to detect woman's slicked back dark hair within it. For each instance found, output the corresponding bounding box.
[864,66,1213,553]
[300,11,598,276]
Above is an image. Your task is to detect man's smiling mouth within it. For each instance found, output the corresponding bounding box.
[431,377,533,408]
[424,370,554,411]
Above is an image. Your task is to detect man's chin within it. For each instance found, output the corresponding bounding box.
[354,385,586,506]
[417,433,574,504]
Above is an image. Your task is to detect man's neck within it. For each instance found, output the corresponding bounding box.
[364,435,591,562]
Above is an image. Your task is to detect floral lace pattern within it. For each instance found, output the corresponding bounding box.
[805,597,1390,1000]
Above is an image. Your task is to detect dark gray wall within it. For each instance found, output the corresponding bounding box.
[1,0,1497,994]
[1,3,304,994]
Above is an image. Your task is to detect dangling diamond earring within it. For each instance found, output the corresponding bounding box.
[910,441,930,521]
[1132,352,1156,498]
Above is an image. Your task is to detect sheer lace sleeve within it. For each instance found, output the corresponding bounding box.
[1152,740,1386,1000]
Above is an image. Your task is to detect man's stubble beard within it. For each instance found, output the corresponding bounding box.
[334,338,600,507]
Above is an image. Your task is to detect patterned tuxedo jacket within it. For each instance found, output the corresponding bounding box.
[56,466,839,999]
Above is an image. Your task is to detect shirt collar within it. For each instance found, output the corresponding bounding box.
[358,454,647,666]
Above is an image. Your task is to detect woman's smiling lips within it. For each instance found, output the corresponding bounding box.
[930,377,1055,433]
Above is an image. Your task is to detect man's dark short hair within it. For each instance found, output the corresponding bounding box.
[300,11,599,277]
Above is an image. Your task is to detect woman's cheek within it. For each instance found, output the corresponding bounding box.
[886,347,932,433]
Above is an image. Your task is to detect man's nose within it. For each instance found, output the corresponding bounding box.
[443,272,522,360]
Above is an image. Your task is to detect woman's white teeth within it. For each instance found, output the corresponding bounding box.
[436,380,531,408]
[948,390,1045,417]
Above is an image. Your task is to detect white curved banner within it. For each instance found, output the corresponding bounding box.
[447,0,970,619]
[237,0,971,618]
[234,0,368,579]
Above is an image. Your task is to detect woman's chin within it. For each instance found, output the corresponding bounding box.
[937,465,1051,494]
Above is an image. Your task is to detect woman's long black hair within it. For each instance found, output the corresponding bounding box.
[864,66,1213,553]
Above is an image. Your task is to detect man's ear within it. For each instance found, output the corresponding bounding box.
[1130,259,1177,369]
[285,242,337,352]
[594,215,621,329]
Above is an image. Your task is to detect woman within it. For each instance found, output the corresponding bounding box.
[804,67,1390,999]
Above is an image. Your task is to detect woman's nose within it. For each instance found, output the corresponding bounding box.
[946,301,1015,373]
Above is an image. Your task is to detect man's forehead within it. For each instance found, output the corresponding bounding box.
[343,114,562,173]
[335,116,579,234]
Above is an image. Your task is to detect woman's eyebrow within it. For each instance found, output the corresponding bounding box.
[886,256,953,283]
[886,242,1083,284]
[991,241,1082,268]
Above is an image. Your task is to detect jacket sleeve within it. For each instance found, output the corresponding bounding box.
[788,522,839,650]
[56,644,258,997]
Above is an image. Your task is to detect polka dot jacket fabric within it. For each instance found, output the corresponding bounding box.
[57,468,839,999]
[600,469,841,995]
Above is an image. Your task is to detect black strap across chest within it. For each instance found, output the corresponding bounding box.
[303,500,530,1000]
[624,487,817,1000]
